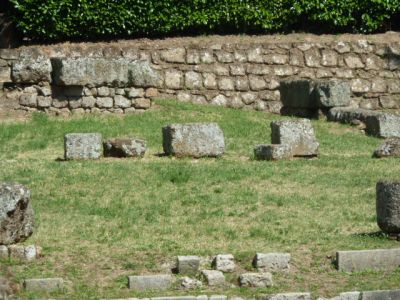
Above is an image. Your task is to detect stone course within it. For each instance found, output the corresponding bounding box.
[336,248,400,272]
[1,38,399,114]
[0,183,35,245]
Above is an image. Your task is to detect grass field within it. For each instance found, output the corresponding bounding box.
[0,99,400,299]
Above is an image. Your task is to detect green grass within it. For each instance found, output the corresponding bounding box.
[0,99,399,299]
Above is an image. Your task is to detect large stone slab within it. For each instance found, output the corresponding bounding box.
[254,144,293,161]
[253,253,291,272]
[327,107,379,124]
[362,289,400,300]
[365,113,400,138]
[23,278,64,292]
[128,274,173,291]
[104,138,147,158]
[270,119,319,157]
[52,58,161,87]
[376,181,400,233]
[239,272,273,288]
[373,138,400,158]
[64,133,103,160]
[12,56,52,83]
[313,80,351,108]
[177,255,200,275]
[0,183,34,245]
[162,123,225,158]
[336,248,400,272]
[279,80,314,108]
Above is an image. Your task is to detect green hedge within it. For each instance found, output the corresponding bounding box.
[8,0,400,41]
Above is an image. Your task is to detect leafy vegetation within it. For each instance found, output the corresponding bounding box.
[1,100,400,299]
[7,0,400,41]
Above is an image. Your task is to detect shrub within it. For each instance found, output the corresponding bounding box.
[8,0,400,42]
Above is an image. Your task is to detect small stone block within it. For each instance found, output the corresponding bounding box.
[177,277,203,290]
[0,245,8,259]
[373,138,400,158]
[201,270,225,287]
[128,274,173,291]
[327,107,379,124]
[336,248,400,272]
[239,272,273,288]
[23,278,64,292]
[64,133,103,160]
[209,296,227,300]
[253,253,291,272]
[366,113,400,138]
[264,293,311,300]
[177,256,201,275]
[271,119,319,157]
[254,144,293,161]
[104,138,146,158]
[313,80,351,108]
[279,80,314,108]
[213,254,235,273]
[162,123,225,158]
[376,181,400,233]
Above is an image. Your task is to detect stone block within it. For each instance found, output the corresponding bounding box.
[96,97,113,108]
[128,88,145,98]
[336,248,400,272]
[254,144,293,161]
[253,253,291,272]
[0,183,34,245]
[165,69,183,89]
[365,113,400,138]
[162,123,225,158]
[376,181,400,233]
[362,289,400,300]
[185,71,203,89]
[177,277,203,290]
[279,80,314,108]
[373,138,400,158]
[52,58,161,87]
[0,245,8,259]
[263,293,311,300]
[104,138,146,158]
[153,297,197,300]
[82,96,96,108]
[114,95,131,108]
[201,270,225,287]
[37,96,52,108]
[160,48,186,63]
[209,296,227,300]
[239,272,273,288]
[177,255,201,275]
[19,93,37,107]
[0,67,11,82]
[8,244,39,261]
[313,80,351,108]
[327,107,379,124]
[212,254,235,273]
[12,56,51,83]
[23,278,64,292]
[133,98,151,109]
[128,274,173,291]
[64,133,103,160]
[317,291,360,300]
[270,119,319,157]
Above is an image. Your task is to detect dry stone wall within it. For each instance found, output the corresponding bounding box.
[0,36,399,115]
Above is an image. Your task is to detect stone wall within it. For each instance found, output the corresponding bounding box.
[0,35,399,115]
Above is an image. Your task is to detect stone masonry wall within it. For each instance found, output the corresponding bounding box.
[0,36,399,115]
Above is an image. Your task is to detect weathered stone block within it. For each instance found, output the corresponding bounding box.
[212,254,235,273]
[279,80,314,108]
[239,272,273,287]
[165,69,183,89]
[254,144,292,161]
[12,56,51,83]
[82,96,96,108]
[128,274,173,291]
[0,67,11,82]
[365,113,400,138]
[114,95,131,108]
[0,245,8,258]
[23,278,64,292]
[313,80,351,108]
[271,119,319,157]
[185,71,203,89]
[8,244,40,261]
[104,138,146,158]
[253,253,291,272]
[128,88,145,98]
[64,133,103,160]
[201,270,225,286]
[177,277,203,290]
[336,248,400,272]
[37,96,52,108]
[376,181,400,233]
[327,107,379,124]
[263,292,311,300]
[177,255,201,275]
[373,138,400,158]
[362,289,400,300]
[160,48,186,63]
[162,123,225,158]
[133,98,151,109]
[52,58,161,87]
[0,183,34,245]
[19,93,37,107]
